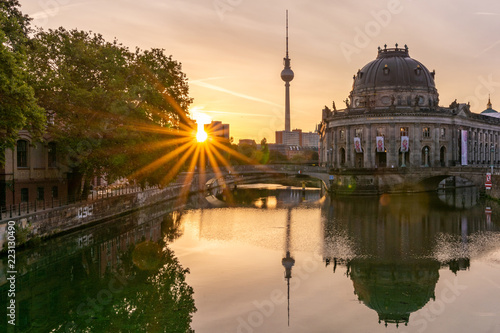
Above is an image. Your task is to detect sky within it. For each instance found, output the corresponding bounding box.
[20,0,500,143]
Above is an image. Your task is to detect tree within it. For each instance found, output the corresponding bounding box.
[26,28,192,196]
[260,137,269,164]
[237,143,259,164]
[269,150,288,164]
[0,1,45,164]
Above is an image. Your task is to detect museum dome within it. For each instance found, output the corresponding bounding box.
[349,44,439,109]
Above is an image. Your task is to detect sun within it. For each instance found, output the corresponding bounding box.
[192,107,211,142]
[196,124,208,142]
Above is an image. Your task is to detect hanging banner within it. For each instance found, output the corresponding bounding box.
[461,130,468,166]
[401,136,409,152]
[486,172,492,190]
[376,136,385,152]
[354,137,362,153]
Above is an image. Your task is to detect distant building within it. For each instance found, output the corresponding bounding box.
[302,132,320,148]
[268,143,287,155]
[238,139,256,146]
[205,121,230,140]
[275,130,299,146]
[275,129,319,148]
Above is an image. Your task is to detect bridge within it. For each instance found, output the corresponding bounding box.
[211,164,493,195]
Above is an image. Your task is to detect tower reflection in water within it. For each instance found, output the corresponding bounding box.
[322,187,498,327]
[281,208,295,326]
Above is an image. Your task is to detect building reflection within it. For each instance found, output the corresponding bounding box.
[322,189,499,327]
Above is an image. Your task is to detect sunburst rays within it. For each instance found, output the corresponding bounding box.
[123,69,275,206]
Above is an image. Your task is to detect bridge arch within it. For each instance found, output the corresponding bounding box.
[416,175,475,192]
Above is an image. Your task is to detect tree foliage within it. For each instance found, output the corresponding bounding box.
[26,28,193,194]
[0,0,45,163]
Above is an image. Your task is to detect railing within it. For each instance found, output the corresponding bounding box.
[0,185,159,221]
[0,166,326,221]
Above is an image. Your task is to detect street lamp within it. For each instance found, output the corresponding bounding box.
[490,144,494,175]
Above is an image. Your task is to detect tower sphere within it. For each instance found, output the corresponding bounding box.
[281,68,294,82]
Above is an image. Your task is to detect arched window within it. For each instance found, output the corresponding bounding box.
[17,140,28,168]
[440,146,446,167]
[339,148,346,166]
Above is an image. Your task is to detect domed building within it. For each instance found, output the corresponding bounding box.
[481,96,500,117]
[319,44,500,173]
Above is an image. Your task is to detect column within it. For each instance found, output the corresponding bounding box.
[365,124,372,168]
[387,124,396,168]
[346,125,352,167]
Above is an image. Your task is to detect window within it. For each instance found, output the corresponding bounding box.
[48,142,57,167]
[377,127,385,137]
[400,127,409,137]
[47,111,55,125]
[21,188,29,203]
[422,127,430,138]
[17,140,28,168]
[355,128,363,139]
[37,187,44,201]
[440,128,446,139]
[52,186,58,199]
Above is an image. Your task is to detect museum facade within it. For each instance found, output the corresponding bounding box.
[319,45,500,170]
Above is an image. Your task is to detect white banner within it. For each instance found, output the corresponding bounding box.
[376,136,385,152]
[354,137,362,153]
[461,130,468,166]
[401,136,409,152]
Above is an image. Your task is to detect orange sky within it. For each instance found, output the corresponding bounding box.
[22,0,500,142]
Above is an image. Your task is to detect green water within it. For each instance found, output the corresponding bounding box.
[1,185,499,332]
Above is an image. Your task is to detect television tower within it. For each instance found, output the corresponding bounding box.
[281,10,294,132]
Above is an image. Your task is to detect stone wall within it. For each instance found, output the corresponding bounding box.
[0,184,196,250]
[0,171,277,250]
[489,175,500,198]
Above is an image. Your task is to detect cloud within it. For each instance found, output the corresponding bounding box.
[199,110,274,117]
[475,12,498,15]
[476,40,500,57]
[190,80,281,107]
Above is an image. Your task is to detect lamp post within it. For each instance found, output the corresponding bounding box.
[490,144,494,175]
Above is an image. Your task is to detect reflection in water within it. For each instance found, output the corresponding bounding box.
[214,183,322,208]
[436,187,478,209]
[322,188,499,327]
[281,208,295,326]
[191,185,500,329]
[2,186,500,332]
[0,205,196,332]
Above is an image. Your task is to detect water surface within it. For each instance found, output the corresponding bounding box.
[1,185,500,332]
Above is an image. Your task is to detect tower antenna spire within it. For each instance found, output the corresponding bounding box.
[286,10,289,58]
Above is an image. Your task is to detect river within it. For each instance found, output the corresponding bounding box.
[1,183,499,332]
